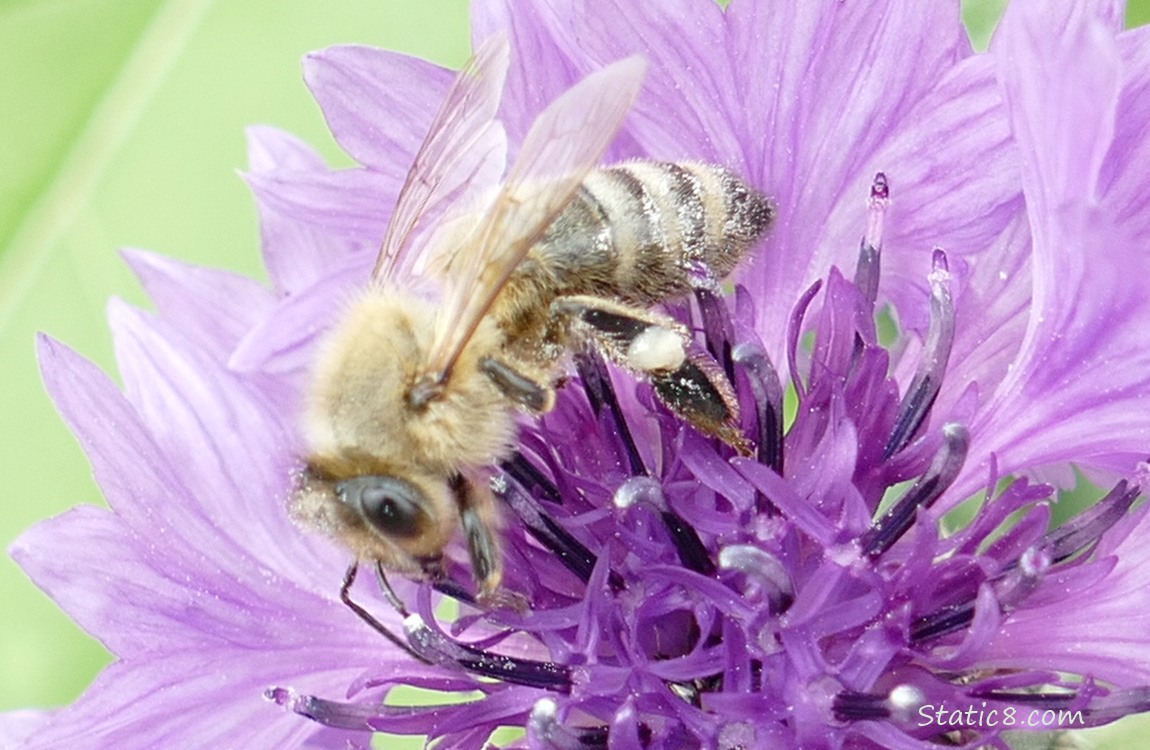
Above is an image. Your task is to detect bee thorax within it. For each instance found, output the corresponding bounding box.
[304,290,516,475]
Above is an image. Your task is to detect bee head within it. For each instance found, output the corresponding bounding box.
[290,464,457,578]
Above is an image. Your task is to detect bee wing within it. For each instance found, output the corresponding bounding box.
[424,56,647,380]
[372,32,511,282]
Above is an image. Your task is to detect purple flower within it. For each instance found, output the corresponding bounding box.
[8,0,1150,748]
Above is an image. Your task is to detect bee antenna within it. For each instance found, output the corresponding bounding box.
[339,562,432,665]
[372,562,411,615]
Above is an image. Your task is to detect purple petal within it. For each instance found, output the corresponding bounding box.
[107,301,304,558]
[247,124,326,172]
[38,330,334,595]
[121,248,276,359]
[245,127,361,296]
[1100,25,1150,245]
[951,2,1150,495]
[10,505,376,662]
[244,166,397,244]
[229,258,369,376]
[472,0,643,160]
[0,709,53,748]
[725,0,968,184]
[35,335,212,551]
[303,46,452,174]
[994,0,1119,232]
[11,657,365,750]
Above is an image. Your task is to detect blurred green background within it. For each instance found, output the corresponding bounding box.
[0,0,470,742]
[2,0,1149,747]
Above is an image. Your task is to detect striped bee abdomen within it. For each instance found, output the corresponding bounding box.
[534,160,774,304]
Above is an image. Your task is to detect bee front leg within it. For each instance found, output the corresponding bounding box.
[552,295,752,456]
[450,474,527,611]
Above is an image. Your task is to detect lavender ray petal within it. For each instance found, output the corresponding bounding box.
[303,46,452,174]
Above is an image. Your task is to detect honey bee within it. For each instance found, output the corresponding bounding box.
[291,33,774,604]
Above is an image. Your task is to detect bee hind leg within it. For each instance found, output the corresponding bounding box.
[552,295,752,456]
[650,352,752,456]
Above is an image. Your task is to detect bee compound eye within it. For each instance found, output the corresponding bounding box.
[336,475,427,539]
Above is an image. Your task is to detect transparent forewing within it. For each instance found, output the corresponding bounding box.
[425,56,648,379]
[372,32,512,283]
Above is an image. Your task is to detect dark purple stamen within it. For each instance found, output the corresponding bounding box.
[496,473,625,592]
[696,287,737,382]
[661,509,716,576]
[267,687,484,733]
[732,342,785,474]
[578,350,718,576]
[910,599,977,643]
[503,451,565,505]
[852,172,890,305]
[1045,479,1141,562]
[616,476,716,576]
[913,551,1049,643]
[528,699,610,749]
[749,659,763,692]
[1074,687,1150,725]
[989,479,1141,597]
[575,350,645,474]
[863,423,969,558]
[995,545,1051,611]
[968,690,1080,707]
[404,613,573,692]
[913,478,1141,643]
[718,545,794,613]
[701,280,786,483]
[883,249,955,459]
[266,687,378,731]
[832,691,893,721]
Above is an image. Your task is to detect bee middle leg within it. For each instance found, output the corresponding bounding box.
[551,295,751,455]
[479,356,555,413]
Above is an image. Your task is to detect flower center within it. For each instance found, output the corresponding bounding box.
[273,172,1146,748]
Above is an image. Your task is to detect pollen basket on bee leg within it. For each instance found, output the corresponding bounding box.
[626,326,687,372]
